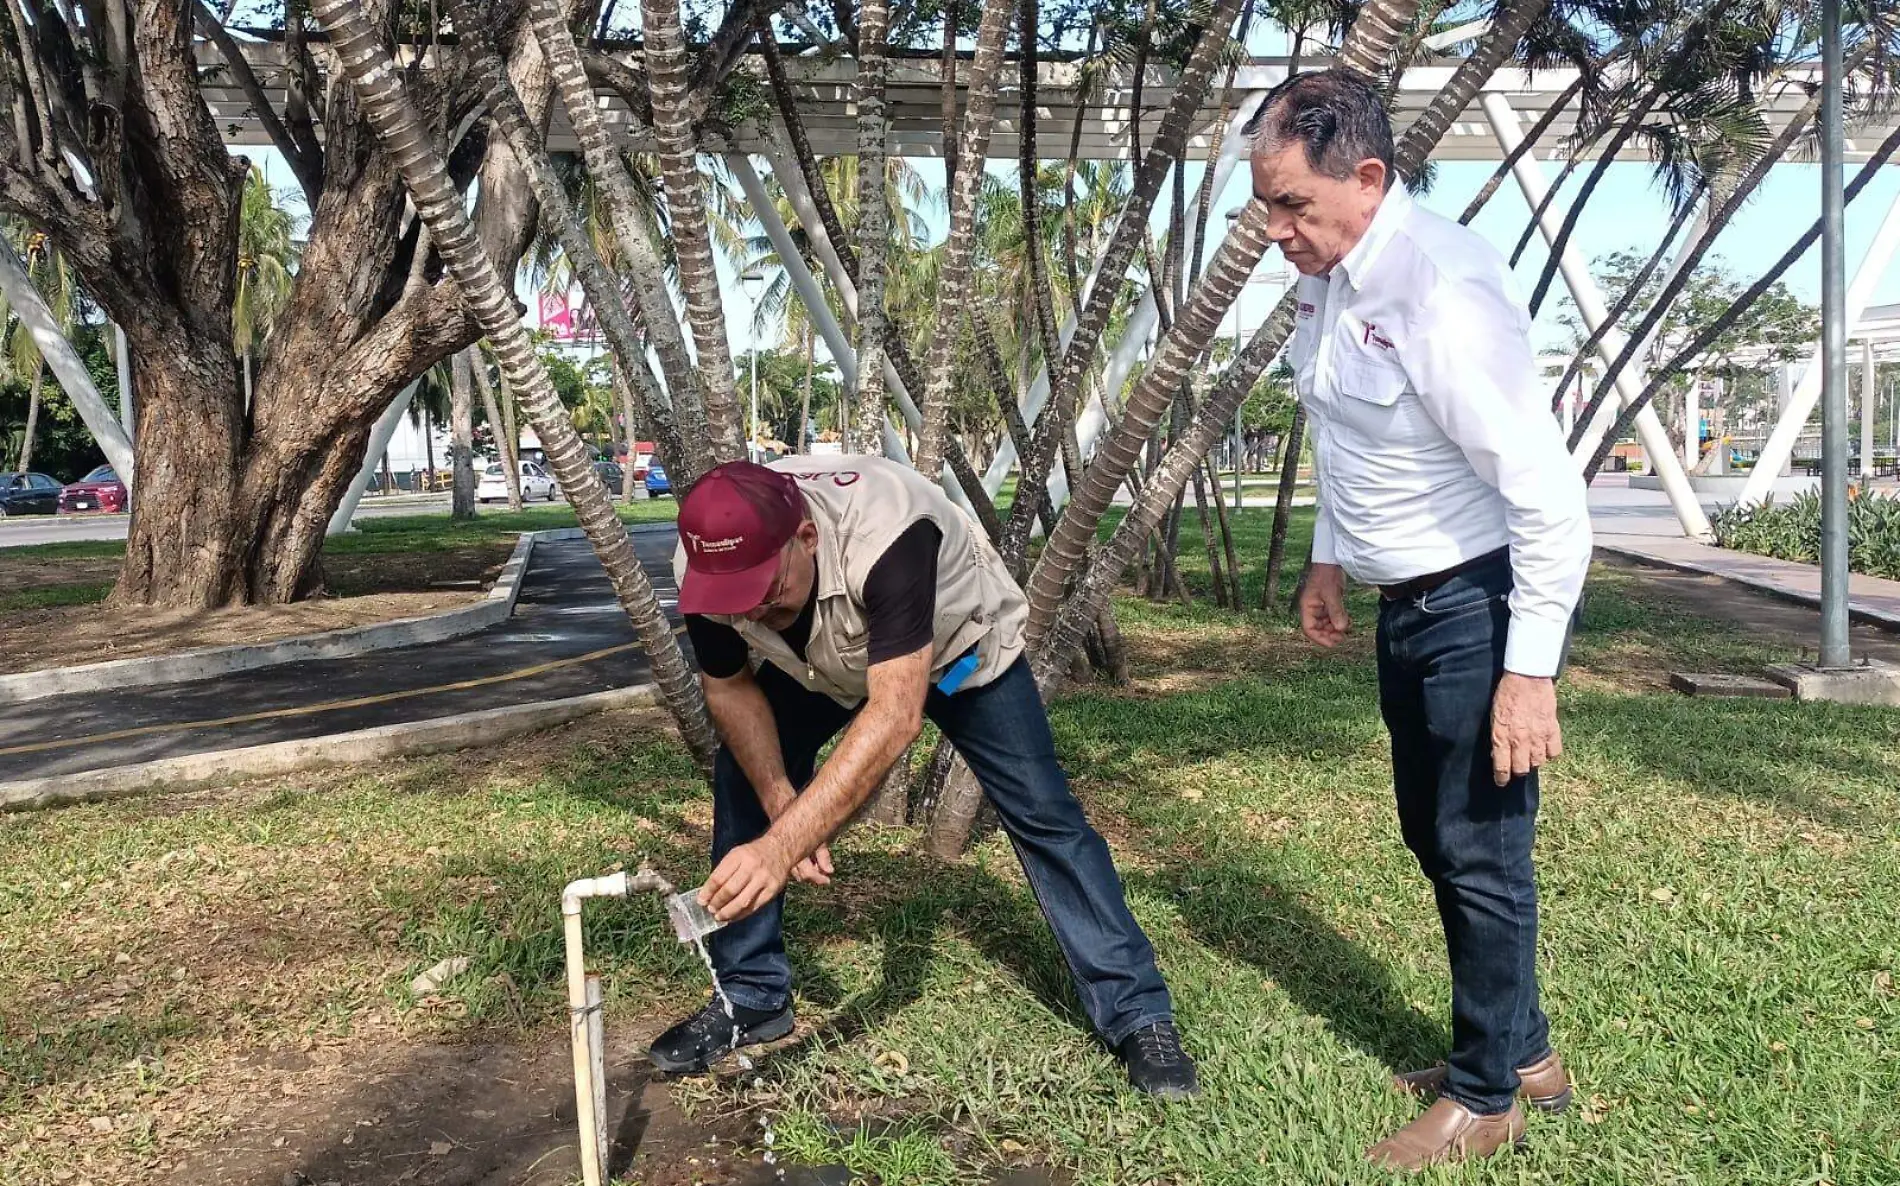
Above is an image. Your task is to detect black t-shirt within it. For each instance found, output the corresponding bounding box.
[685,520,942,680]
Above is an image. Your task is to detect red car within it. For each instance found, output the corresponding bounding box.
[59,465,128,514]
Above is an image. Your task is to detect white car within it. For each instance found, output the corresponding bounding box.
[477,459,559,503]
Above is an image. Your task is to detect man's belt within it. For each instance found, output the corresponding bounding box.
[1377,547,1509,602]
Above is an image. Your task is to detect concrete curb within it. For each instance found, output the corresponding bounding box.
[0,530,548,706]
[0,682,661,813]
[1596,542,1900,633]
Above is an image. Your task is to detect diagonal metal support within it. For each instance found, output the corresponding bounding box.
[1480,93,1710,539]
[1737,167,1900,507]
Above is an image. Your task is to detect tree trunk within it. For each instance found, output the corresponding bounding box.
[1023,0,1245,532]
[1525,83,1664,316]
[1021,200,1273,648]
[1261,404,1306,611]
[450,348,477,519]
[851,0,893,456]
[638,0,745,461]
[525,0,715,478]
[913,0,1013,479]
[15,365,42,473]
[482,0,702,485]
[1206,454,1242,609]
[422,399,437,480]
[315,0,717,770]
[1190,461,1226,608]
[471,346,524,510]
[1395,0,1550,176]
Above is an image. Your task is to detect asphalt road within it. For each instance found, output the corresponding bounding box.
[0,529,682,783]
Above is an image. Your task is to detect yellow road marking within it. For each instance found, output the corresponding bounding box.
[0,639,654,759]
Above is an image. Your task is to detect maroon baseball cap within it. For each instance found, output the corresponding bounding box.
[676,461,804,615]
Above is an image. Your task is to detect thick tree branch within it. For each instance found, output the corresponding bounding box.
[193,1,326,201]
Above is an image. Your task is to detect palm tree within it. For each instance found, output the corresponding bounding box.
[232,165,297,413]
[523,0,719,476]
[853,0,894,459]
[638,0,746,461]
[1002,0,1249,568]
[912,0,1013,478]
[313,0,718,793]
[454,0,705,487]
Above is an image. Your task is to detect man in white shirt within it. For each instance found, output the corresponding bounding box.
[1247,69,1592,1169]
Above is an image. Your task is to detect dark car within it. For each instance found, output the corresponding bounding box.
[645,462,672,498]
[0,472,62,517]
[59,465,128,514]
[593,459,625,493]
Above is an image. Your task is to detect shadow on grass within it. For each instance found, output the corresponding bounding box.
[1131,858,1449,1075]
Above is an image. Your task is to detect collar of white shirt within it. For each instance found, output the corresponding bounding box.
[1333,182,1413,291]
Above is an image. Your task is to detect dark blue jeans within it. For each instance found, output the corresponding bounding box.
[1375,551,1554,1115]
[707,657,1174,1046]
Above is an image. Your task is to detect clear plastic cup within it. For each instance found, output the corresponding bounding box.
[665,888,726,943]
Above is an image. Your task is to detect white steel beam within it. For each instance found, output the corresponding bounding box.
[1480,92,1711,539]
[1738,179,1900,505]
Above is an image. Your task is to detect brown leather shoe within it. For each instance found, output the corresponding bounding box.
[1365,1096,1526,1171]
[1392,1051,1572,1113]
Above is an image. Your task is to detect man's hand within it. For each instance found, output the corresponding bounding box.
[791,844,833,886]
[1298,563,1351,648]
[701,837,795,922]
[1491,673,1562,786]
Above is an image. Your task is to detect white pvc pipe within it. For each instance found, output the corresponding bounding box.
[560,867,670,1186]
[1481,93,1711,539]
[985,90,1272,504]
[327,381,418,535]
[1739,181,1900,505]
[0,244,135,484]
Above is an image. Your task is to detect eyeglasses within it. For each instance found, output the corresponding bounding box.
[749,543,798,615]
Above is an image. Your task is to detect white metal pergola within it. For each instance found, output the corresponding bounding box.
[197,39,1899,541]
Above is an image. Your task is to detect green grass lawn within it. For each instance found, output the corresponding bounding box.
[1,508,1896,1184]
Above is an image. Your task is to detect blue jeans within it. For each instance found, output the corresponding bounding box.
[1375,551,1555,1115]
[707,657,1174,1046]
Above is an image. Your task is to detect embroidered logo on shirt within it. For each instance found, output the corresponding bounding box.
[1297,301,1316,319]
[781,470,862,487]
[1362,322,1396,352]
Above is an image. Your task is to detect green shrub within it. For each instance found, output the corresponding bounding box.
[1710,489,1900,579]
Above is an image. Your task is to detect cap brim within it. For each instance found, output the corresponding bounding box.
[677,553,781,616]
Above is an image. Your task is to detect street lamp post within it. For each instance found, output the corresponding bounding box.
[741,269,765,459]
[1818,0,1849,668]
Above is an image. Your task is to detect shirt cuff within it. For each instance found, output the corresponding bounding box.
[1311,505,1338,566]
[1504,613,1570,678]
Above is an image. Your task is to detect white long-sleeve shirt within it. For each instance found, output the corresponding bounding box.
[1288,184,1591,678]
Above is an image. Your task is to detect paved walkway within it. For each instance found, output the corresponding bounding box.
[1595,532,1900,631]
[0,530,679,784]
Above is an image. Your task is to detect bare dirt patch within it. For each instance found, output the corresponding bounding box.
[0,546,511,674]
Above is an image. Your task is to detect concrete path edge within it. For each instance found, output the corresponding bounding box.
[1596,541,1900,633]
[0,526,621,706]
[0,681,661,813]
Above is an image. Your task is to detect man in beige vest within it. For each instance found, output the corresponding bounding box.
[648,458,1196,1098]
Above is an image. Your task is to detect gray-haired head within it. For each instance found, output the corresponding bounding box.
[1242,69,1394,189]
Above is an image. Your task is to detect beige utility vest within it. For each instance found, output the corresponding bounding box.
[673,457,1027,707]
